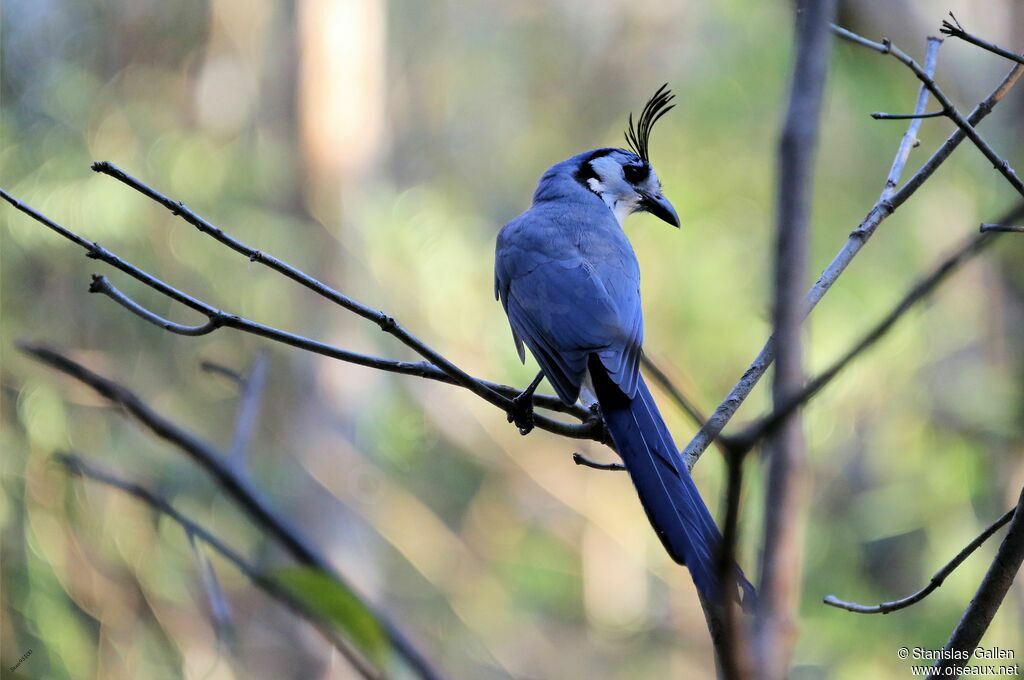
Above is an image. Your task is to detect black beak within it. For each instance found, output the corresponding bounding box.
[641,193,680,228]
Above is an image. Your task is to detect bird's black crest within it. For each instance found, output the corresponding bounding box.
[624,84,675,163]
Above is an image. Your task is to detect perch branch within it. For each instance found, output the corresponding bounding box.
[18,343,441,680]
[683,38,1023,470]
[823,507,1016,614]
[56,452,382,680]
[91,162,508,408]
[0,188,598,438]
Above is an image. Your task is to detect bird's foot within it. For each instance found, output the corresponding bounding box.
[507,372,544,435]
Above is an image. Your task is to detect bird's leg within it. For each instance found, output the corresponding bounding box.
[507,371,544,435]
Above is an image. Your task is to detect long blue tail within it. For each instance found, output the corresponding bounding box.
[591,362,756,609]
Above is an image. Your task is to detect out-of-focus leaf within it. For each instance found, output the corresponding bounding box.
[270,566,387,666]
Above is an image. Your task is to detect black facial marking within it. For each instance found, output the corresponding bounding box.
[623,163,650,185]
[573,148,615,191]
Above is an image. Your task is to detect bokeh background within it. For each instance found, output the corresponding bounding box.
[3,1,1024,678]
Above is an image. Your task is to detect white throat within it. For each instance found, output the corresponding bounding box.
[587,178,639,226]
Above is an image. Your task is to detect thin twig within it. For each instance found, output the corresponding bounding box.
[639,353,742,447]
[880,37,942,212]
[823,507,1016,614]
[90,162,517,418]
[751,3,835,678]
[980,223,1024,233]
[19,344,442,680]
[200,360,245,386]
[940,13,1024,66]
[731,202,1024,450]
[571,452,625,471]
[639,353,710,430]
[871,110,945,121]
[90,274,221,335]
[683,44,1024,470]
[880,37,1024,199]
[930,486,1024,678]
[56,452,382,680]
[831,24,888,54]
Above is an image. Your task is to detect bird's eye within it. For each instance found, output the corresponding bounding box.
[623,163,649,185]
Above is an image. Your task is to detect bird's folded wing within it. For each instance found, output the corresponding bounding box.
[499,250,643,403]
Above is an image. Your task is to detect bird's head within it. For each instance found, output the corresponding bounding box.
[569,84,680,228]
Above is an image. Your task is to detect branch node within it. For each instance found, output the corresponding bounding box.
[571,452,625,471]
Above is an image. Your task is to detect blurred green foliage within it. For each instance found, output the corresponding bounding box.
[2,1,1024,678]
[272,567,388,668]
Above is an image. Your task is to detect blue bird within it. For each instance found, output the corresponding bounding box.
[494,86,755,608]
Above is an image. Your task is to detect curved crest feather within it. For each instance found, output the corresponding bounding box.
[624,84,675,162]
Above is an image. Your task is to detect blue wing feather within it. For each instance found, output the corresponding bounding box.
[495,201,643,401]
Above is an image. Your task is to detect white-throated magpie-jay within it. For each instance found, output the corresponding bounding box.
[494,85,755,608]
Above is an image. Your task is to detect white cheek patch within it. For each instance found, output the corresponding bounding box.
[589,177,636,225]
[587,156,644,226]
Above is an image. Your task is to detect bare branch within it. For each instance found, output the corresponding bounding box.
[823,508,1015,614]
[980,223,1024,234]
[931,486,1024,678]
[90,274,219,336]
[19,344,441,680]
[571,452,625,471]
[56,452,382,680]
[640,353,710,429]
[0,188,598,437]
[880,36,942,214]
[731,202,1024,450]
[683,45,1024,470]
[752,3,835,678]
[871,110,945,121]
[90,162,512,416]
[940,13,1024,66]
[880,38,1024,199]
[831,24,888,54]
[200,360,245,386]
